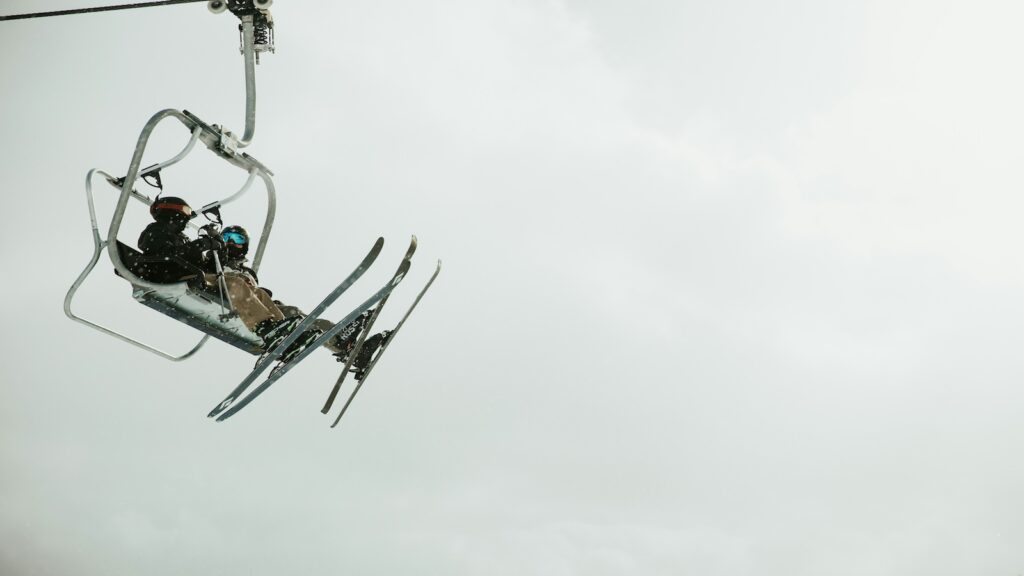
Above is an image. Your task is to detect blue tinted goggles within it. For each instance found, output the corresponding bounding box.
[222,231,248,245]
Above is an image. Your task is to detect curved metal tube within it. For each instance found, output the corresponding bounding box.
[107,109,193,291]
[196,165,274,272]
[237,15,257,148]
[198,166,256,214]
[251,169,275,271]
[65,168,209,362]
[139,125,202,179]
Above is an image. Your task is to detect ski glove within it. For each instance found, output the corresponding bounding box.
[200,236,225,251]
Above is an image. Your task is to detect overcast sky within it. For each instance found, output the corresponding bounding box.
[3,0,1024,574]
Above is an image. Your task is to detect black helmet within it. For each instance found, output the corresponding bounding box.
[150,196,194,222]
[222,225,250,256]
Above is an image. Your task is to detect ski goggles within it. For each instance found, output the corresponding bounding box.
[151,202,193,217]
[222,231,248,245]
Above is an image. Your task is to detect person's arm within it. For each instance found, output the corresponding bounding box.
[138,224,217,268]
[138,224,182,257]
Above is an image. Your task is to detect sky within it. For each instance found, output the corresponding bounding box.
[2,0,1024,574]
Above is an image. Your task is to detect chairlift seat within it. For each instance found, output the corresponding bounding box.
[114,241,263,355]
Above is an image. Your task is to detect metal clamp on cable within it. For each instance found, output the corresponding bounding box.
[208,0,274,62]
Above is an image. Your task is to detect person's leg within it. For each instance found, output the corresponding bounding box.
[224,274,278,331]
[253,288,285,322]
[261,296,376,357]
[271,300,343,351]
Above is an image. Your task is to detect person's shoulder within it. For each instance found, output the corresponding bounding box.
[240,264,259,283]
[141,221,171,235]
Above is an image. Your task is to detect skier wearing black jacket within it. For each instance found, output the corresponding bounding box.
[136,196,223,283]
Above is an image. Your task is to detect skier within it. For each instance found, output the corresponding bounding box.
[136,196,222,283]
[217,224,391,376]
[212,223,323,356]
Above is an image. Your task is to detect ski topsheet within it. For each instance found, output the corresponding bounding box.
[331,259,441,428]
[214,257,412,421]
[207,237,384,419]
[321,236,418,414]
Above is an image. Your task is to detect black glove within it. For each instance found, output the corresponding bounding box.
[201,235,225,251]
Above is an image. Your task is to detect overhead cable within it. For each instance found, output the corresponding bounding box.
[0,0,207,22]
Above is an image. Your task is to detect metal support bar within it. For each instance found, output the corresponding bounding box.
[139,125,202,180]
[209,249,235,318]
[251,168,275,271]
[237,14,257,148]
[199,166,256,216]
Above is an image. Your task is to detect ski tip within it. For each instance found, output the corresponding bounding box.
[207,398,233,418]
[215,408,236,422]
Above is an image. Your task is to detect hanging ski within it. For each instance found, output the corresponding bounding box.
[330,259,441,428]
[321,236,418,414]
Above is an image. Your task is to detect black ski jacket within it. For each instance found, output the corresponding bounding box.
[135,221,211,282]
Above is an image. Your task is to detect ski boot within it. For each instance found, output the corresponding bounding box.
[328,310,375,361]
[351,330,391,381]
[277,325,324,365]
[254,316,321,366]
[255,316,302,355]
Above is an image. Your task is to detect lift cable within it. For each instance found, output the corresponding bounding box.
[0,0,207,22]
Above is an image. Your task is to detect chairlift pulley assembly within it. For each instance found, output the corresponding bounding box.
[208,0,275,62]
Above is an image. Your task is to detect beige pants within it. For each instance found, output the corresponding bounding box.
[276,303,347,354]
[213,274,349,354]
[214,272,284,331]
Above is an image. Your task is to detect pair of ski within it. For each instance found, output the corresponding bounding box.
[321,238,441,427]
[207,236,437,423]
